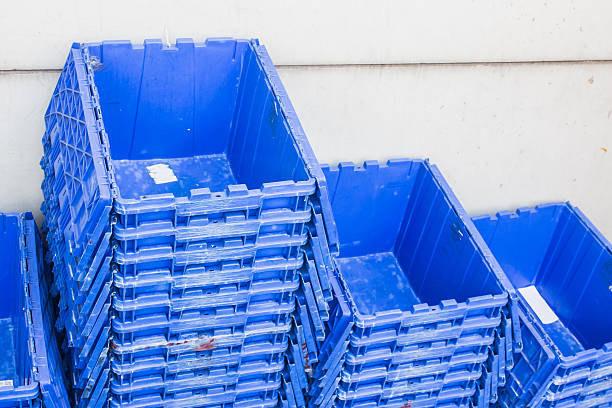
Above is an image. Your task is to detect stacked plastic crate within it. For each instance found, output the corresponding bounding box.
[282,159,523,408]
[0,212,71,408]
[40,38,338,408]
[473,203,612,407]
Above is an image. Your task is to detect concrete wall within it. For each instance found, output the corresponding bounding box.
[1,1,611,237]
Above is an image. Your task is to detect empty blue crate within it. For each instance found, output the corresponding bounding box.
[299,159,520,408]
[41,37,337,295]
[473,203,612,408]
[0,213,70,408]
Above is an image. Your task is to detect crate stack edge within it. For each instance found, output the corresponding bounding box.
[0,212,71,408]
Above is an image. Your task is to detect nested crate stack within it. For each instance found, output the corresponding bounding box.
[40,38,337,408]
[0,212,71,408]
[37,36,612,408]
[281,160,522,408]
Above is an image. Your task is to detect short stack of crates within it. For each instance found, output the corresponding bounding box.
[40,38,337,408]
[282,159,522,408]
[0,212,70,408]
[473,203,612,407]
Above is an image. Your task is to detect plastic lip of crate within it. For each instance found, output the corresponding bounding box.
[110,361,284,395]
[43,37,337,273]
[334,379,477,408]
[109,378,281,408]
[317,159,517,404]
[0,213,71,408]
[111,339,287,376]
[110,318,293,357]
[112,253,305,295]
[472,202,612,407]
[109,373,285,405]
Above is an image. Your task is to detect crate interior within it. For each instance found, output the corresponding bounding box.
[322,160,504,316]
[86,39,309,199]
[472,203,612,356]
[0,215,30,388]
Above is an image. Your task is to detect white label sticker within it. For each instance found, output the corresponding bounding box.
[0,380,13,388]
[518,285,559,325]
[146,164,178,184]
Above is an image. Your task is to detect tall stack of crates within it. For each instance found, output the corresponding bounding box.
[0,212,70,408]
[282,159,522,408]
[473,203,612,407]
[40,38,337,407]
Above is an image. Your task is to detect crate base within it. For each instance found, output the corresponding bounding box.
[336,252,421,315]
[113,154,237,200]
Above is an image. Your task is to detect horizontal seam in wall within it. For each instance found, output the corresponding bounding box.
[2,59,612,74]
[276,59,612,69]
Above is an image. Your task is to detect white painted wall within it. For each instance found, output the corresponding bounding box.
[0,1,611,238]
[279,63,612,236]
[3,0,612,69]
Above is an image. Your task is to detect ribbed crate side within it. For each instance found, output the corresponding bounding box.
[23,215,72,408]
[0,214,41,406]
[44,45,112,248]
[427,163,522,354]
[252,42,338,254]
[41,46,114,327]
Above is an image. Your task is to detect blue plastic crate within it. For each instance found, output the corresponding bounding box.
[40,37,343,405]
[0,213,70,408]
[41,37,337,294]
[300,159,520,407]
[472,203,612,408]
